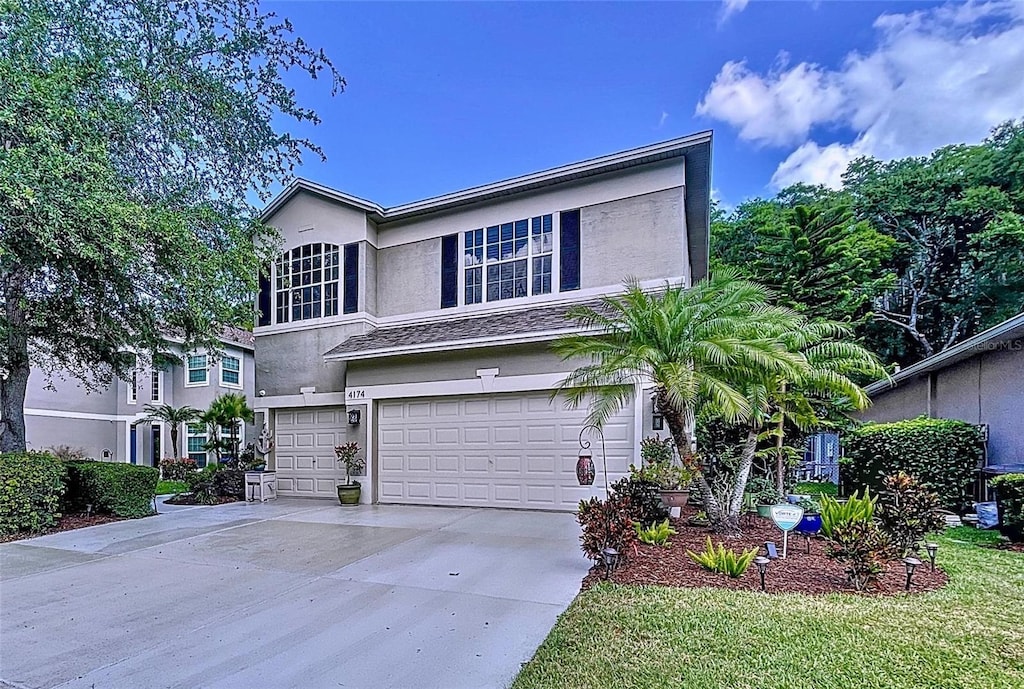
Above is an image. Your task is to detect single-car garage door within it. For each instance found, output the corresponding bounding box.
[377,391,635,511]
[275,407,347,498]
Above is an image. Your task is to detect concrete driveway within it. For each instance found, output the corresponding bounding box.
[0,499,589,689]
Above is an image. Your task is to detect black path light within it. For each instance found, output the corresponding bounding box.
[903,557,922,591]
[753,556,770,591]
[601,547,620,580]
[925,543,939,571]
[577,425,610,498]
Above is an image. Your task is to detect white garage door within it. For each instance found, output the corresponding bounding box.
[275,407,347,498]
[377,391,635,511]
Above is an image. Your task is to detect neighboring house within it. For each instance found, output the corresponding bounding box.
[254,132,712,510]
[25,327,256,467]
[859,312,1024,469]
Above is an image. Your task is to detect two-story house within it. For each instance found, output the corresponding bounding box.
[25,327,256,467]
[254,132,712,510]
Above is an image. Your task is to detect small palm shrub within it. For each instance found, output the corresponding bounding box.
[686,537,758,577]
[611,476,669,527]
[634,519,676,547]
[819,489,875,538]
[876,472,946,556]
[826,521,892,591]
[578,495,635,561]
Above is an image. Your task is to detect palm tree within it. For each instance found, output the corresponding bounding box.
[553,270,807,533]
[143,403,199,459]
[204,393,254,462]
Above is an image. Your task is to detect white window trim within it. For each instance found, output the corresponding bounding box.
[185,353,210,388]
[219,353,243,389]
[273,243,341,326]
[151,369,163,403]
[185,422,209,464]
[459,211,559,308]
[127,368,138,405]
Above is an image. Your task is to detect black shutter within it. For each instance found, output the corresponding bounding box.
[440,233,458,308]
[343,243,359,314]
[257,263,272,326]
[559,209,581,292]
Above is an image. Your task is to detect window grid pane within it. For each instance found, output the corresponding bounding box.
[468,213,552,304]
[187,355,207,384]
[275,243,340,324]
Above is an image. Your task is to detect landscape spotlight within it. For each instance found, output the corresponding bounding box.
[924,543,938,571]
[753,556,770,592]
[903,557,922,591]
[601,547,620,581]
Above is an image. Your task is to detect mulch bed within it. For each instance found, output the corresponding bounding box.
[582,509,949,596]
[164,494,240,506]
[0,512,125,544]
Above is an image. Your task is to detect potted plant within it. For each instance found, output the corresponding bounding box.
[335,442,365,506]
[796,497,822,534]
[746,476,782,517]
[632,436,696,508]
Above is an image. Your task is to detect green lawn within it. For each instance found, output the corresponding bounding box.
[155,480,188,495]
[513,529,1024,689]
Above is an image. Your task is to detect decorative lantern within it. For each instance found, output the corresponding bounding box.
[753,556,770,591]
[601,547,620,580]
[903,557,922,591]
[576,447,596,486]
[924,543,938,571]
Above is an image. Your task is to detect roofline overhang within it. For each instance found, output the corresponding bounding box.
[324,327,589,363]
[259,131,713,226]
[865,311,1024,396]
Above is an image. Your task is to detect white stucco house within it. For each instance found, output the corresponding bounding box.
[254,132,713,509]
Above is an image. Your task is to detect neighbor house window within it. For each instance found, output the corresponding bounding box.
[151,370,162,402]
[186,423,208,467]
[275,243,340,323]
[127,364,138,405]
[220,355,241,388]
[187,354,208,386]
[464,214,553,305]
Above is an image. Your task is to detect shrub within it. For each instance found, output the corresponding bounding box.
[990,473,1024,542]
[160,458,197,482]
[826,521,892,591]
[611,476,669,527]
[634,519,676,547]
[213,467,245,499]
[577,495,636,561]
[820,489,875,538]
[184,464,221,505]
[64,461,159,518]
[686,537,758,577]
[640,435,675,464]
[876,472,946,556]
[0,452,67,535]
[843,418,983,511]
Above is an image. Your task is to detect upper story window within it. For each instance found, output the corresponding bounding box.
[127,367,138,405]
[463,214,553,305]
[220,355,241,388]
[187,354,208,386]
[275,243,340,323]
[151,370,162,402]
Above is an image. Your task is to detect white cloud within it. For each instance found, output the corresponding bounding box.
[720,0,750,25]
[698,0,1024,188]
[658,111,669,128]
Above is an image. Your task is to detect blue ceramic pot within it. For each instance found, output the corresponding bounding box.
[797,513,822,534]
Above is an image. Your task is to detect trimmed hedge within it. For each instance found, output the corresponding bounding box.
[842,417,983,511]
[0,452,67,535]
[990,473,1024,542]
[65,461,159,518]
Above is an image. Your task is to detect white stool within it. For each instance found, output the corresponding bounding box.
[245,471,277,502]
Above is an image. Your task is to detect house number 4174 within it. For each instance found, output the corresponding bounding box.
[347,389,366,400]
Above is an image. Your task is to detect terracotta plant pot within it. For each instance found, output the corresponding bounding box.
[660,489,690,508]
[337,481,361,506]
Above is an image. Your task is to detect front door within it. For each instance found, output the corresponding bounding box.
[130,426,138,464]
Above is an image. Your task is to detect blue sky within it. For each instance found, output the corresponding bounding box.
[268,1,1024,208]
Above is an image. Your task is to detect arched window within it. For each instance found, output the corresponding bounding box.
[275,243,340,323]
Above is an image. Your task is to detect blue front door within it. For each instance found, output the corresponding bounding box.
[130,426,137,464]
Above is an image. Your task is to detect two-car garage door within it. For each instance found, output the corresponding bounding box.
[377,391,635,511]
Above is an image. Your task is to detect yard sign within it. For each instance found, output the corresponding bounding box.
[769,504,804,559]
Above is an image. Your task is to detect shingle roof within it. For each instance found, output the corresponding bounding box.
[324,298,607,361]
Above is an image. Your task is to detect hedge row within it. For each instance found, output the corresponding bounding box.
[990,474,1024,542]
[65,461,159,519]
[842,417,984,511]
[0,452,67,535]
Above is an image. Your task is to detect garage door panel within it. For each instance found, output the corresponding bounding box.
[275,406,346,498]
[378,391,635,511]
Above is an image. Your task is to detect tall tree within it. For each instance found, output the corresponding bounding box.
[0,0,343,451]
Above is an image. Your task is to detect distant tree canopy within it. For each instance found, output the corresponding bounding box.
[712,121,1024,368]
[0,0,343,451]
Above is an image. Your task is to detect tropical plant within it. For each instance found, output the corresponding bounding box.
[989,474,1024,542]
[825,521,892,591]
[876,472,946,556]
[634,519,677,547]
[686,537,758,578]
[334,442,365,485]
[159,458,198,482]
[745,475,781,506]
[577,495,636,561]
[553,271,808,534]
[640,436,676,464]
[610,476,669,527]
[144,404,199,459]
[184,464,220,505]
[819,490,876,539]
[629,458,695,491]
[0,0,341,452]
[203,394,254,462]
